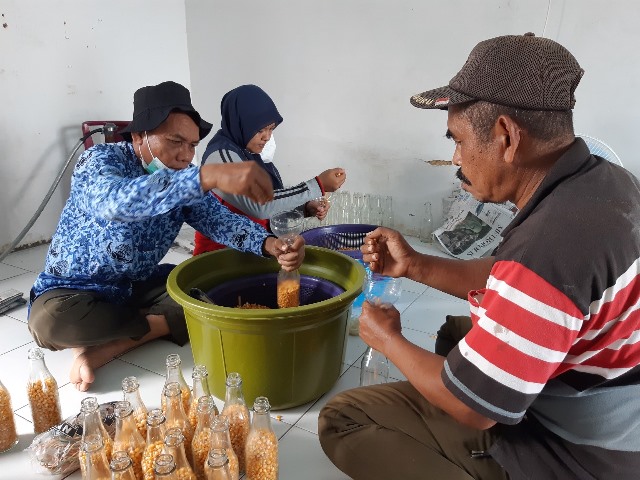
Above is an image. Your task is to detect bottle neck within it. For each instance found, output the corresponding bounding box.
[224,386,245,406]
[165,442,190,469]
[251,410,272,430]
[166,365,187,385]
[211,427,232,449]
[147,422,166,444]
[192,377,210,398]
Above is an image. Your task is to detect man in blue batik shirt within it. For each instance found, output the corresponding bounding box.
[28,81,304,391]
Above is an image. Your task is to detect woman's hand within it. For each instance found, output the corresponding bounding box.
[264,236,305,271]
[317,168,346,192]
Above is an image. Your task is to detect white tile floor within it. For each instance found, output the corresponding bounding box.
[0,236,467,479]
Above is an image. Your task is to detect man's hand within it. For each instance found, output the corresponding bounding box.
[200,162,274,204]
[361,227,415,278]
[317,168,346,192]
[263,236,305,271]
[359,301,402,355]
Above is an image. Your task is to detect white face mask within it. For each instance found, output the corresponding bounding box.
[261,134,276,163]
[140,131,169,173]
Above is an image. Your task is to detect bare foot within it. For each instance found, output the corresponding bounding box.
[70,348,96,392]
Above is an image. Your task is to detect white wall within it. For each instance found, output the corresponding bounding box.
[0,0,191,251]
[185,0,640,235]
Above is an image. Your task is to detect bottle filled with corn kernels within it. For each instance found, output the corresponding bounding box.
[122,376,148,439]
[162,354,192,417]
[27,347,62,434]
[142,409,167,480]
[113,401,145,480]
[0,378,18,453]
[276,269,300,308]
[164,382,194,467]
[191,396,216,480]
[220,373,249,475]
[210,415,239,480]
[204,449,233,480]
[189,365,218,431]
[80,397,113,467]
[245,397,278,480]
[80,433,111,480]
[110,450,137,480]
[164,427,196,480]
[154,453,179,479]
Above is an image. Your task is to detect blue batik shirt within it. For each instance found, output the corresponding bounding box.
[31,141,270,304]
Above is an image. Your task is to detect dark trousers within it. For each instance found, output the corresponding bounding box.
[318,315,509,480]
[28,273,188,351]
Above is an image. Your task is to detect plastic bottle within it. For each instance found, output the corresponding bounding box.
[210,415,239,480]
[191,396,216,480]
[0,378,18,453]
[154,453,179,479]
[245,396,278,480]
[277,269,300,308]
[163,427,196,480]
[80,397,113,463]
[204,449,233,480]
[80,433,111,480]
[27,347,62,434]
[110,450,137,480]
[113,401,145,480]
[163,382,194,467]
[360,347,390,386]
[162,354,192,416]
[122,376,148,439]
[220,373,249,475]
[189,365,218,431]
[142,409,167,480]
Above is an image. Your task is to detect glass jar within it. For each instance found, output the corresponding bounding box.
[162,354,192,417]
[27,347,62,434]
[80,397,113,463]
[204,449,233,480]
[80,433,111,480]
[110,450,137,480]
[122,376,148,439]
[210,415,239,480]
[277,269,300,308]
[154,453,179,479]
[0,378,18,453]
[245,397,278,480]
[163,382,194,467]
[163,427,196,480]
[142,409,167,480]
[189,365,218,431]
[113,401,145,480]
[191,396,216,480]
[220,373,249,475]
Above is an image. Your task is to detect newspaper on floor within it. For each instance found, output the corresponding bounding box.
[433,190,518,259]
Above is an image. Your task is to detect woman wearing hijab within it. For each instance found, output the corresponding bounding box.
[194,84,346,255]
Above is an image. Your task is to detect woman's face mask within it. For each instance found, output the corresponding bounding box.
[261,134,276,162]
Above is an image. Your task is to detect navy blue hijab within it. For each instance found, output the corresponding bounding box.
[202,85,284,189]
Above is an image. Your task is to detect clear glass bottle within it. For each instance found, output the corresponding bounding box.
[142,409,167,480]
[122,376,148,439]
[204,449,233,480]
[80,433,111,480]
[189,365,218,431]
[192,396,216,480]
[220,373,249,475]
[210,415,239,480]
[164,427,196,480]
[245,397,278,480]
[80,397,113,463]
[154,453,179,479]
[162,354,192,417]
[113,401,145,480]
[360,347,390,386]
[110,450,137,480]
[163,382,194,467]
[27,347,62,434]
[277,270,300,308]
[0,378,18,453]
[419,202,434,243]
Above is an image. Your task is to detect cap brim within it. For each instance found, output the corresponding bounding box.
[118,106,213,142]
[410,85,476,110]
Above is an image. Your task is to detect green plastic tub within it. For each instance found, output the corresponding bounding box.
[166,246,365,410]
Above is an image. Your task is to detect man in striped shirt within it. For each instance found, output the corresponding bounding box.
[319,33,640,480]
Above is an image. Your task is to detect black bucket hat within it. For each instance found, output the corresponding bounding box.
[410,33,584,111]
[119,81,213,141]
